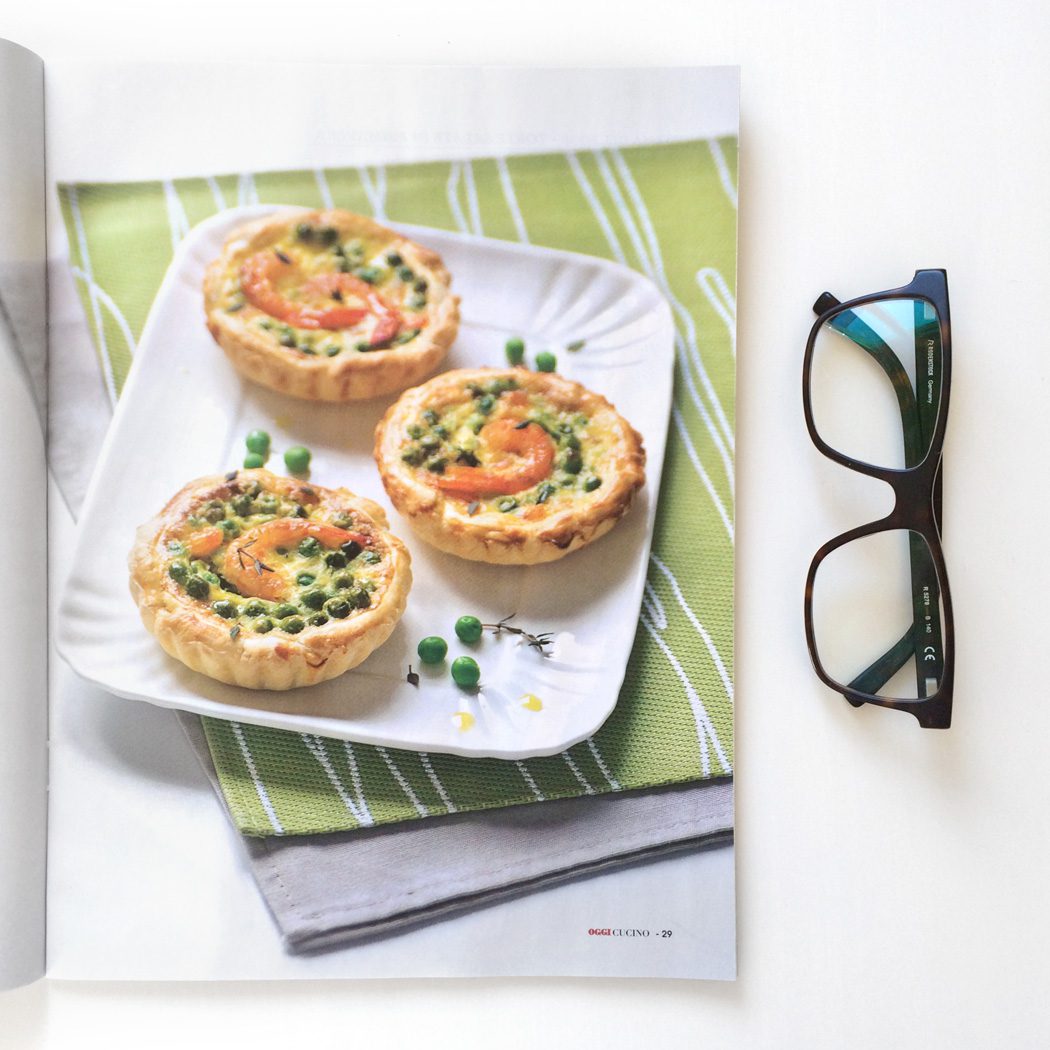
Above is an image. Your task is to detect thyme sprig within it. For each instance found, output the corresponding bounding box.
[235,539,275,577]
[481,613,554,657]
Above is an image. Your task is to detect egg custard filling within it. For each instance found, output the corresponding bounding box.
[397,375,605,517]
[163,474,390,636]
[221,220,430,357]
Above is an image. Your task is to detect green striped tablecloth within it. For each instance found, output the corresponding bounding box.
[59,139,737,836]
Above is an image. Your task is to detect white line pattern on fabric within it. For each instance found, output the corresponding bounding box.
[515,761,546,801]
[607,149,735,456]
[205,176,227,212]
[231,723,285,834]
[707,138,738,209]
[642,580,668,629]
[696,267,736,358]
[446,161,470,234]
[358,166,387,220]
[671,404,733,541]
[237,173,259,207]
[302,734,370,827]
[314,168,334,211]
[67,187,118,405]
[639,613,732,776]
[340,740,375,826]
[463,159,483,235]
[650,553,734,701]
[562,753,596,795]
[376,746,429,817]
[496,157,529,243]
[419,753,458,813]
[162,179,190,256]
[574,150,734,502]
[586,739,622,791]
[69,268,138,382]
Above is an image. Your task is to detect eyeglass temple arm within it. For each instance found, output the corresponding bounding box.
[813,293,944,703]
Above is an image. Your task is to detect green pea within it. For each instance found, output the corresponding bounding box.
[414,278,428,293]
[454,615,483,644]
[401,446,425,467]
[319,226,339,246]
[354,266,382,285]
[308,613,329,627]
[584,475,602,492]
[295,222,314,241]
[200,570,220,587]
[425,457,447,474]
[341,540,363,560]
[498,497,519,513]
[477,394,495,415]
[301,589,328,610]
[333,573,353,590]
[325,597,352,619]
[274,603,298,619]
[505,337,526,365]
[297,536,321,557]
[245,429,271,455]
[231,493,254,516]
[349,587,371,609]
[417,636,448,664]
[562,449,583,475]
[243,452,264,469]
[397,265,414,282]
[203,500,225,523]
[535,482,556,504]
[279,332,298,348]
[253,617,274,634]
[284,445,312,474]
[218,519,241,538]
[325,550,348,569]
[535,350,557,373]
[451,656,481,689]
[243,599,267,617]
[185,575,210,600]
[212,600,237,620]
[168,560,189,583]
[409,293,427,310]
[324,345,342,357]
[281,617,306,634]
[407,424,425,439]
[361,550,381,564]
[296,572,316,586]
[386,250,404,267]
[422,409,440,425]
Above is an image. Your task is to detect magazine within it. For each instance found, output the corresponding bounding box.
[0,44,738,985]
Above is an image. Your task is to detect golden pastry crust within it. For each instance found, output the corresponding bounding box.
[129,469,411,689]
[374,368,645,564]
[203,209,459,402]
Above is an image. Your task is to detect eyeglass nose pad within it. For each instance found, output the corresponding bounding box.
[812,291,841,315]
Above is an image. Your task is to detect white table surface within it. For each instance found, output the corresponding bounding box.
[3,0,1049,1047]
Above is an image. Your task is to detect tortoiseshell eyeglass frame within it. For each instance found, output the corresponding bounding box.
[802,269,954,729]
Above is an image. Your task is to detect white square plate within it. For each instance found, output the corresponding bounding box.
[57,206,673,759]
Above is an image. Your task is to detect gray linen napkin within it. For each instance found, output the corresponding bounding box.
[180,713,732,952]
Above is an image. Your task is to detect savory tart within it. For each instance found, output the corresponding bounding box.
[374,368,646,564]
[129,469,411,689]
[204,209,460,402]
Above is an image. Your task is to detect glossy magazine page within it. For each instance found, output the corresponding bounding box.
[44,63,737,979]
[0,39,47,992]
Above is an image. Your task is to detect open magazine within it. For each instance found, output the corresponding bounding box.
[0,44,738,986]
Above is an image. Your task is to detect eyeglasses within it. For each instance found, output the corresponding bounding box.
[802,270,954,728]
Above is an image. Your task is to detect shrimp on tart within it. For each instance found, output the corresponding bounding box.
[374,368,646,565]
[204,209,459,402]
[129,469,411,689]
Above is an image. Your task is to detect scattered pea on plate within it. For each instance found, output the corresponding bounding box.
[284,445,311,474]
[451,656,481,689]
[417,636,448,664]
[534,350,556,373]
[455,615,483,644]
